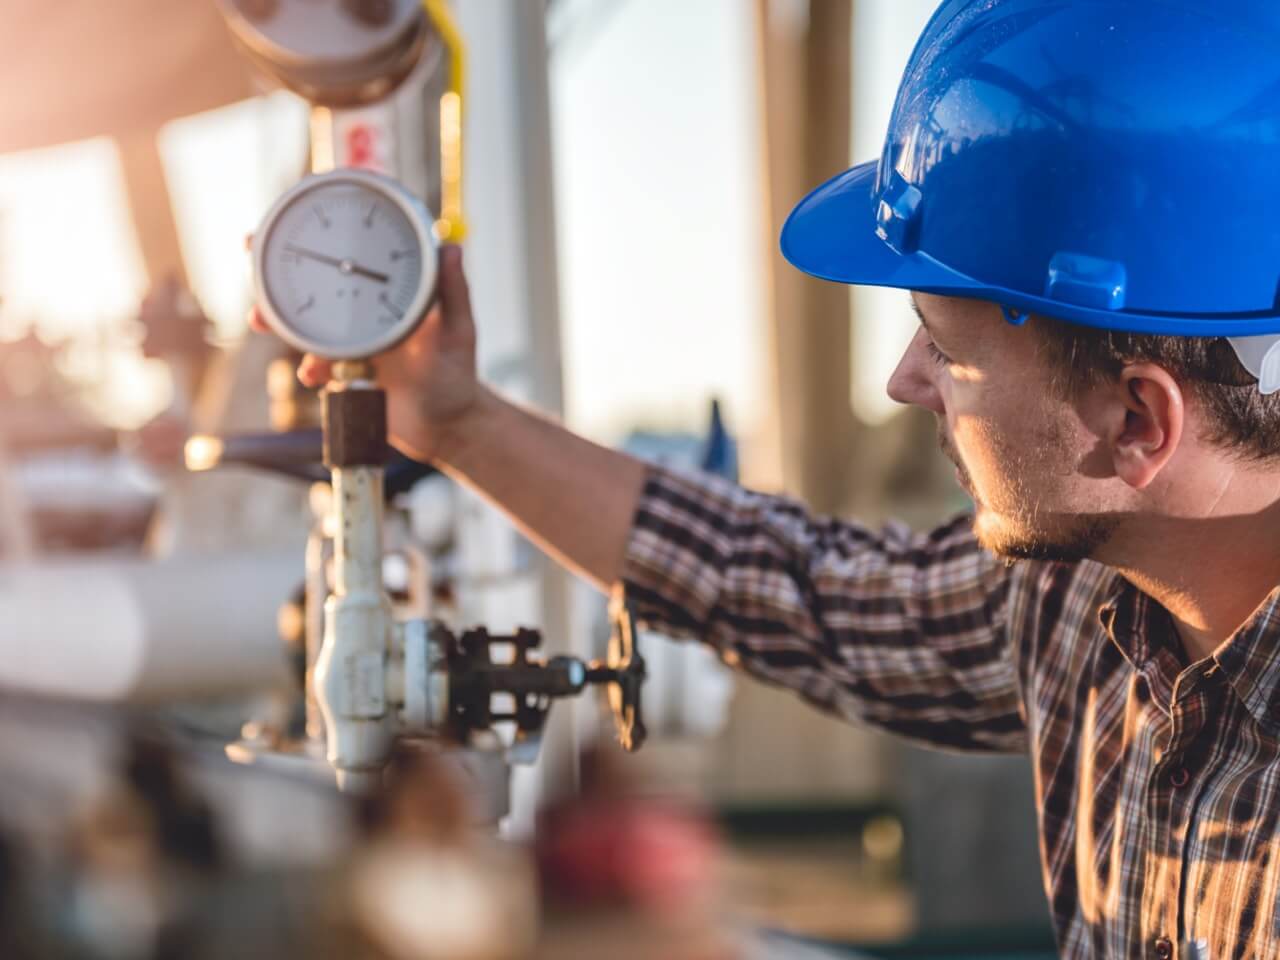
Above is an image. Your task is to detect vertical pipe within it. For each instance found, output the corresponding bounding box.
[317,460,395,793]
[303,516,328,743]
[453,0,576,832]
[330,466,385,597]
[117,126,189,290]
[509,0,577,805]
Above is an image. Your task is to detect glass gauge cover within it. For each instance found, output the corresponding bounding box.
[253,168,438,359]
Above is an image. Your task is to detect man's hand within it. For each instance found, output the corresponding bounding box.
[247,236,646,590]
[248,245,483,464]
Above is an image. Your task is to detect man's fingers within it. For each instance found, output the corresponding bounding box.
[249,313,330,387]
[298,354,332,388]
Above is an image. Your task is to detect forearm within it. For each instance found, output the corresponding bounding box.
[623,466,1028,753]
[433,385,649,592]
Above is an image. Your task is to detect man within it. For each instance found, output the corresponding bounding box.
[255,1,1280,956]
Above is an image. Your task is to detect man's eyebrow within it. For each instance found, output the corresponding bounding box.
[909,295,957,352]
[908,295,929,329]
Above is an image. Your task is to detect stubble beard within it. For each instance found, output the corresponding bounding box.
[937,422,1118,564]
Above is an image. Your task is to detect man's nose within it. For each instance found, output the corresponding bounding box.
[886,330,945,415]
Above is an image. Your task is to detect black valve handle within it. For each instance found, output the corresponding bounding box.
[441,586,648,753]
[200,428,329,482]
[188,427,437,496]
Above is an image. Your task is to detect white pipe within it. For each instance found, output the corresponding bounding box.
[0,551,297,701]
[454,0,576,838]
[314,464,396,792]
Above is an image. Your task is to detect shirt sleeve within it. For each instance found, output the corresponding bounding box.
[619,463,1027,754]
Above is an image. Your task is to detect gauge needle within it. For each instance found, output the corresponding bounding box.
[285,244,390,284]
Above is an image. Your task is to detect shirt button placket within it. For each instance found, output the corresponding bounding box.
[1153,935,1173,959]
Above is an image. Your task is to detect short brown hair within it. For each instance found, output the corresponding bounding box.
[1032,316,1280,462]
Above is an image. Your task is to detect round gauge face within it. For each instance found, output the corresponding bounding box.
[254,170,436,359]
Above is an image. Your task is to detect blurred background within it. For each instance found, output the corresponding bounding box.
[0,1,1054,958]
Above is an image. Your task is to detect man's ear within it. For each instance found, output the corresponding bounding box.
[1111,363,1184,490]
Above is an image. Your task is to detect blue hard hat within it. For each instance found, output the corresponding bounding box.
[781,0,1280,338]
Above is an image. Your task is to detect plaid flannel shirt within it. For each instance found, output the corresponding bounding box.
[621,464,1280,960]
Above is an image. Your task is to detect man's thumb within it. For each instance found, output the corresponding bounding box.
[438,245,473,323]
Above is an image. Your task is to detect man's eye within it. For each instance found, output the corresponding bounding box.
[925,339,952,366]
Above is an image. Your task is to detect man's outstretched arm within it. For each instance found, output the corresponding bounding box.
[259,247,1025,753]
[434,383,649,593]
[620,464,1024,753]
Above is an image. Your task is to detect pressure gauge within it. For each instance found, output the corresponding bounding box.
[253,168,438,360]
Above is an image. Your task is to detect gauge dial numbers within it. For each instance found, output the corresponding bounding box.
[253,169,438,360]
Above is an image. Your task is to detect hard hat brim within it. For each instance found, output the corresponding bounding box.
[780,161,981,298]
[781,160,1280,337]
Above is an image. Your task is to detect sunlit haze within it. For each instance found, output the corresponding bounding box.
[0,1,936,436]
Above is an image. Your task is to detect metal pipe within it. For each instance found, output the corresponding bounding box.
[314,462,396,792]
[0,552,296,700]
[311,370,397,792]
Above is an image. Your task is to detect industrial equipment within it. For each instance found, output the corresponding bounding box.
[252,169,437,360]
[202,0,646,796]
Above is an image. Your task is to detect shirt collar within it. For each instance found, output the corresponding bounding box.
[1098,576,1280,733]
[1096,576,1156,669]
[1212,587,1280,734]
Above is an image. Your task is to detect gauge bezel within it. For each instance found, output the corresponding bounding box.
[252,168,438,360]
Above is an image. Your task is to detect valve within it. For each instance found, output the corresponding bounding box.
[598,587,647,753]
[430,587,647,755]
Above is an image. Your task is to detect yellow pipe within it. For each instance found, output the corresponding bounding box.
[422,0,467,242]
